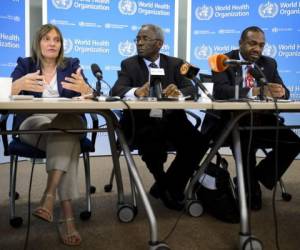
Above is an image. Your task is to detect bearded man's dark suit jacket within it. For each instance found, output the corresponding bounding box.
[112,53,209,199]
[202,49,300,190]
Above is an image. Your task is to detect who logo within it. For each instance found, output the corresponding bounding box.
[63,38,73,55]
[118,0,137,16]
[52,0,73,10]
[258,2,279,18]
[263,43,277,58]
[194,45,213,60]
[195,5,214,21]
[118,40,136,57]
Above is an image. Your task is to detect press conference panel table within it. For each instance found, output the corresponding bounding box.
[0,98,299,250]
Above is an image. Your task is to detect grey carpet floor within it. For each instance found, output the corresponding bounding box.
[0,155,299,250]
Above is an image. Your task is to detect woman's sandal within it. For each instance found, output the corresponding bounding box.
[58,217,81,246]
[32,193,54,223]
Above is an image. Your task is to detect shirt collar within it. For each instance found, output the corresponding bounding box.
[144,56,160,68]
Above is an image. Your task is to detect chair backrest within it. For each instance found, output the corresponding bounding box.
[0,114,9,156]
[197,73,214,99]
[199,73,213,83]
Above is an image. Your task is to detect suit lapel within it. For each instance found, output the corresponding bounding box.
[137,56,149,85]
[56,67,65,95]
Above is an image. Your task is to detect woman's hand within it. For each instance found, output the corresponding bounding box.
[11,70,45,95]
[62,68,93,95]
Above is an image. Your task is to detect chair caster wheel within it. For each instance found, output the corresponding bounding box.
[10,217,23,228]
[282,192,292,201]
[242,237,263,250]
[187,200,204,217]
[80,211,91,221]
[90,186,96,194]
[149,241,170,250]
[117,204,137,223]
[9,191,20,200]
[104,184,112,192]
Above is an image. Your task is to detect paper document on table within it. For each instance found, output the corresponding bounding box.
[34,97,73,101]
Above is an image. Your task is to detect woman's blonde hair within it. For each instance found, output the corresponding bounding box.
[31,23,65,68]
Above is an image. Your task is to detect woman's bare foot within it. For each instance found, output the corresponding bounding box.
[58,217,81,246]
[32,193,55,222]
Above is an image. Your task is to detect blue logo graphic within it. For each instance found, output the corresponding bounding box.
[118,0,137,16]
[63,38,73,54]
[52,0,73,10]
[195,5,214,21]
[194,45,213,60]
[263,43,277,58]
[118,40,136,57]
[258,2,279,18]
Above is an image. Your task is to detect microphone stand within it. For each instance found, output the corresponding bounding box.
[191,77,214,101]
[95,79,102,96]
[234,67,243,100]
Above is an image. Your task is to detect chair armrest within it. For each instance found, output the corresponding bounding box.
[0,114,10,156]
[185,110,201,129]
[87,113,99,146]
[112,109,123,120]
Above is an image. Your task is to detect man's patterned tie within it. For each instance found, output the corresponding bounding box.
[245,65,255,88]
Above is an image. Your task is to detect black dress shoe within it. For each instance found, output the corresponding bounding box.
[149,182,160,199]
[149,183,184,211]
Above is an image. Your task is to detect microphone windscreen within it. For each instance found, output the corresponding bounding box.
[91,63,102,76]
[180,62,200,79]
[208,54,229,72]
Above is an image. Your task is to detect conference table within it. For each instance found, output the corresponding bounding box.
[0,97,299,250]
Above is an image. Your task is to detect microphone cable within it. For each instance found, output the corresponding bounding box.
[24,134,42,250]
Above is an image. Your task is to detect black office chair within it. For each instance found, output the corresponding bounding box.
[0,113,98,228]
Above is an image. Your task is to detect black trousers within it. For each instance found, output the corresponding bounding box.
[239,113,300,190]
[123,110,209,198]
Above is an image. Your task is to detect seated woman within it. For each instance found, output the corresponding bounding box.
[10,24,94,246]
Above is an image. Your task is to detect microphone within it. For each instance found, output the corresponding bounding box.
[149,67,164,99]
[180,62,214,101]
[208,54,252,72]
[91,63,103,96]
[249,65,268,100]
[248,65,267,85]
[91,63,103,80]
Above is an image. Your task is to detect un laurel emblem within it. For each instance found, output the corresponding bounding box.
[118,41,136,57]
[52,0,73,9]
[118,0,137,16]
[263,43,277,58]
[194,45,213,60]
[195,5,214,21]
[258,2,279,18]
[63,38,73,55]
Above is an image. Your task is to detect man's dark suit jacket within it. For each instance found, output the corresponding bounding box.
[111,53,196,140]
[10,57,88,129]
[112,53,195,97]
[202,49,289,137]
[213,49,289,100]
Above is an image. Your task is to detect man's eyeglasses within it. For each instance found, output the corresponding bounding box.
[134,37,159,43]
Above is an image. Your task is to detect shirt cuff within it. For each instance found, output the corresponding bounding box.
[124,88,139,99]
